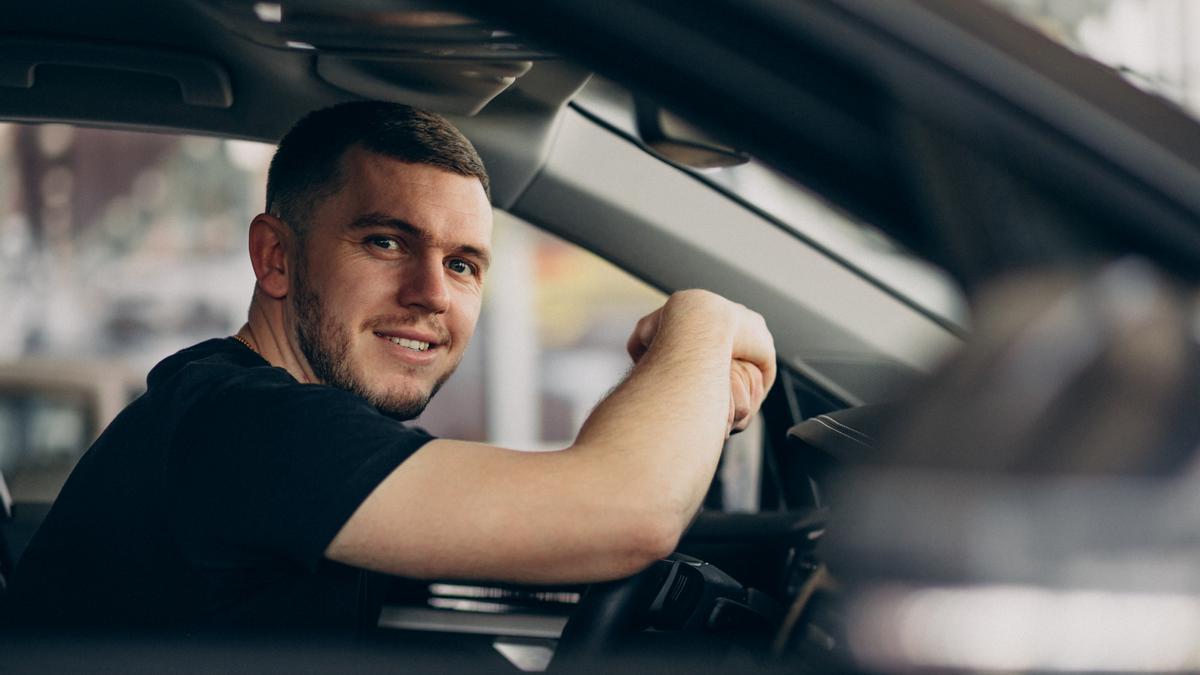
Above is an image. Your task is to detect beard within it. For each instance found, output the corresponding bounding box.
[292,255,455,420]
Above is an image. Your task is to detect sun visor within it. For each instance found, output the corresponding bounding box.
[316,56,531,115]
[190,0,552,114]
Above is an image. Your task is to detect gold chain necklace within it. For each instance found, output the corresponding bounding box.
[231,334,258,355]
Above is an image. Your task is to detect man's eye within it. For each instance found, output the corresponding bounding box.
[447,259,474,276]
[368,237,400,251]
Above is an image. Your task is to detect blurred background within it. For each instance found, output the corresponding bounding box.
[987,0,1200,109]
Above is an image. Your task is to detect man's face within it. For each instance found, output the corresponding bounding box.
[288,146,492,418]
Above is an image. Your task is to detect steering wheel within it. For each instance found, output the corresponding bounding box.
[549,554,753,670]
[550,561,671,668]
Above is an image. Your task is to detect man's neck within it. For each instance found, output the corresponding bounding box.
[240,294,321,385]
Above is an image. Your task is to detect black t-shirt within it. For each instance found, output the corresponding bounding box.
[6,338,433,633]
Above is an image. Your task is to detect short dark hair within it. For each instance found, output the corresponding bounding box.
[265,101,490,239]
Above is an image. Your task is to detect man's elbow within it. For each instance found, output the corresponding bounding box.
[606,510,685,579]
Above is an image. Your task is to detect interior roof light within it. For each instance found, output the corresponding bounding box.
[253,2,282,24]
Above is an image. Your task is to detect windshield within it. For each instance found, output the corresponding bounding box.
[985,0,1200,113]
[573,77,970,330]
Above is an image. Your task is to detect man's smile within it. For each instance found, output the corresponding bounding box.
[372,329,445,363]
[382,335,430,351]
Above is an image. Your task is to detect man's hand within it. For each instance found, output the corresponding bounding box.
[627,290,776,435]
[728,359,764,433]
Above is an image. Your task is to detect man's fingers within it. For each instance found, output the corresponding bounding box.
[733,309,776,394]
[731,367,751,424]
[729,363,754,433]
[625,308,662,363]
[728,359,767,434]
[626,332,647,363]
[743,357,765,406]
[726,388,738,434]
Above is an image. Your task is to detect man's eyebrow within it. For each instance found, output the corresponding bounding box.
[346,213,491,268]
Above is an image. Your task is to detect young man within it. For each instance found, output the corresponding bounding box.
[7,102,775,632]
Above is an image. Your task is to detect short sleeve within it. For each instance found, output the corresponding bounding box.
[166,369,433,572]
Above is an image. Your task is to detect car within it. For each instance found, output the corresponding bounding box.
[2,0,1197,672]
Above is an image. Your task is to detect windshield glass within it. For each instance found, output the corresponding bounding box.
[985,0,1200,112]
[573,77,970,330]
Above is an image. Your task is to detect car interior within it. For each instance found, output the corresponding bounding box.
[3,0,1200,672]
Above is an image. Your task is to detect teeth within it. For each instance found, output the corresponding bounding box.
[386,336,430,352]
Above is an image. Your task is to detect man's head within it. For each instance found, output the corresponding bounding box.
[253,102,493,419]
[266,101,490,242]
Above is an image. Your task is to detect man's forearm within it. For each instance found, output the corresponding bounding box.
[326,290,774,584]
[569,291,743,537]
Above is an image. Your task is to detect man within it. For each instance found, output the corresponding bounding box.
[7,102,775,633]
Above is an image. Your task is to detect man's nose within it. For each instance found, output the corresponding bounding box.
[399,256,451,313]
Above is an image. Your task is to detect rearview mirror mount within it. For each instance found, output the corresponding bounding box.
[634,97,749,169]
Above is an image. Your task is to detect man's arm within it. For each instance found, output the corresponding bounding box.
[325,290,776,584]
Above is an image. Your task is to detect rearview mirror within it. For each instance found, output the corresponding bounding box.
[634,97,749,169]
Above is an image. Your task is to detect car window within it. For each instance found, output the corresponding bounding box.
[0,391,90,502]
[0,122,671,499]
[0,123,263,373]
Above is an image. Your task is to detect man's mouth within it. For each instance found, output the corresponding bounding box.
[374,331,435,352]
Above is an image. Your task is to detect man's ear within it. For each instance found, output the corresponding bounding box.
[248,213,294,299]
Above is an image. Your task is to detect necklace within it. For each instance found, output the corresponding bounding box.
[232,333,258,355]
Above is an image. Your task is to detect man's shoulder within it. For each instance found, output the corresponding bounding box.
[138,338,321,427]
[147,337,277,388]
[148,338,394,425]
[145,338,331,408]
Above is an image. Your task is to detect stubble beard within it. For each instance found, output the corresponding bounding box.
[292,255,455,420]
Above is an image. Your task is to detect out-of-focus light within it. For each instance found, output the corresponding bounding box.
[132,170,168,209]
[253,2,282,23]
[429,583,580,604]
[40,167,73,208]
[285,41,315,50]
[493,640,553,673]
[37,124,74,158]
[429,598,514,614]
[849,584,1200,672]
[431,583,507,599]
[375,11,474,28]
[182,136,219,161]
[223,139,273,173]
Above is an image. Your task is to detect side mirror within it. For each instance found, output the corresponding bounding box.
[634,97,749,169]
